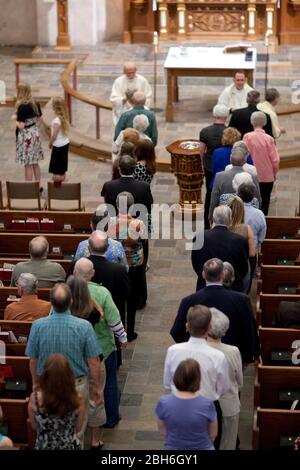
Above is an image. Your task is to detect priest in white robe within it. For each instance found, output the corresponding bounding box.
[218,71,253,112]
[110,62,152,125]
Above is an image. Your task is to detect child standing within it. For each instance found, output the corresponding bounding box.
[49,97,70,184]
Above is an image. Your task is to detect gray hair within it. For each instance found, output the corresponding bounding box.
[29,236,49,260]
[133,91,146,106]
[133,114,149,133]
[230,148,247,166]
[213,205,232,226]
[232,171,253,192]
[17,273,38,294]
[265,88,280,103]
[223,262,235,288]
[74,258,94,279]
[203,258,224,283]
[251,111,267,128]
[209,308,230,339]
[232,141,250,158]
[213,104,229,119]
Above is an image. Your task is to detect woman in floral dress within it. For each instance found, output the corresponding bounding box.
[15,83,44,181]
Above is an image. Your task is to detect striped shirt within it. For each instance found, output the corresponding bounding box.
[25,311,102,377]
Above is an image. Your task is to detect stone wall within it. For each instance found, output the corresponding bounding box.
[0,0,37,46]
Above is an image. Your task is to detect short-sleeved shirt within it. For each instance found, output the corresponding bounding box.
[199,123,226,172]
[25,311,102,377]
[52,116,70,148]
[74,238,129,272]
[88,281,121,359]
[109,215,147,268]
[11,259,66,288]
[17,102,42,122]
[155,394,216,450]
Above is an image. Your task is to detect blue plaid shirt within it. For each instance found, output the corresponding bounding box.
[74,238,129,272]
[25,311,102,377]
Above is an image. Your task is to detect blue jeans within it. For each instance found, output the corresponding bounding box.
[104,351,120,427]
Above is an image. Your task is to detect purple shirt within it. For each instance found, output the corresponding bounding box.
[155,394,216,450]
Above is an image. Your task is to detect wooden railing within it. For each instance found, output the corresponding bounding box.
[14,58,112,140]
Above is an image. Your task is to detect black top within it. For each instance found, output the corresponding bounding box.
[199,123,226,172]
[229,105,273,137]
[170,285,259,364]
[17,101,42,122]
[191,225,249,292]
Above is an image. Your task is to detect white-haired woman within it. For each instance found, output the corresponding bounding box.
[207,308,243,450]
[243,111,280,215]
[225,140,257,178]
[132,114,152,142]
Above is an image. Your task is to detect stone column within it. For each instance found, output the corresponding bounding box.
[177,1,186,38]
[158,2,168,38]
[247,4,256,36]
[56,0,71,49]
[266,5,275,35]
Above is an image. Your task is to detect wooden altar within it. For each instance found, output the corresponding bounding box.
[123,0,280,43]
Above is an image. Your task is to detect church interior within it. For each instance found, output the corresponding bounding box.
[0,0,300,453]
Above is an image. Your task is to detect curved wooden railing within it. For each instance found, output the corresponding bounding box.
[14,58,112,140]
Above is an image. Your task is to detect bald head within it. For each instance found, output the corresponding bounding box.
[50,283,72,313]
[124,62,137,80]
[74,258,95,281]
[133,91,146,106]
[29,236,49,260]
[88,230,109,256]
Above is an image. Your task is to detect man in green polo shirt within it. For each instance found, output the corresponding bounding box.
[114,91,158,145]
[74,258,127,429]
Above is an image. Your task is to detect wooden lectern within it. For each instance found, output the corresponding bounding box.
[55,0,71,50]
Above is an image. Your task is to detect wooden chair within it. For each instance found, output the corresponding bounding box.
[47,182,83,211]
[6,181,43,210]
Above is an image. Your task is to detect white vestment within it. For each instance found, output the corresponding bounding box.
[110,74,152,125]
[218,83,253,111]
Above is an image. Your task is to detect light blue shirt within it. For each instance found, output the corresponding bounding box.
[25,311,102,377]
[244,202,267,245]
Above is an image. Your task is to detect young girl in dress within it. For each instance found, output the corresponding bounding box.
[28,353,85,450]
[49,97,70,184]
[14,83,44,181]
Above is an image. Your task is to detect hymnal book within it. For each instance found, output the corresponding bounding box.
[26,218,40,231]
[11,219,25,230]
[223,43,252,53]
[40,218,54,231]
[0,268,13,283]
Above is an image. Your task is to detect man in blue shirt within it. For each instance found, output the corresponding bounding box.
[237,182,266,245]
[26,283,104,445]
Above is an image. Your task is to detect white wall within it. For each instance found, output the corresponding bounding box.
[0,0,37,46]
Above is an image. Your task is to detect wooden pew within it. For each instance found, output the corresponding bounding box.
[0,210,93,233]
[0,320,32,338]
[0,232,88,258]
[0,399,29,447]
[261,239,300,265]
[253,408,300,449]
[266,216,300,239]
[259,327,300,366]
[254,365,300,408]
[0,356,32,392]
[259,265,300,294]
[0,287,51,318]
[258,293,300,327]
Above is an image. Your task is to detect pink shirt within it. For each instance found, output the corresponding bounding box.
[243,128,280,182]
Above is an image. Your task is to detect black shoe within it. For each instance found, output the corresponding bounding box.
[127,332,138,342]
[39,187,44,193]
[90,441,104,451]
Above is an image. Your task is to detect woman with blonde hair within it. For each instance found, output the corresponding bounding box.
[15,83,44,182]
[49,97,70,184]
[211,127,254,187]
[228,196,256,257]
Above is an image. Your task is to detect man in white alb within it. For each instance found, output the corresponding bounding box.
[110,62,152,125]
[218,71,253,112]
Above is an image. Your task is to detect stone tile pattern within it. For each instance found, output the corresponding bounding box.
[0,42,300,450]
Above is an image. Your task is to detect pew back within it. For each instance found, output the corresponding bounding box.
[259,327,300,366]
[259,293,300,327]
